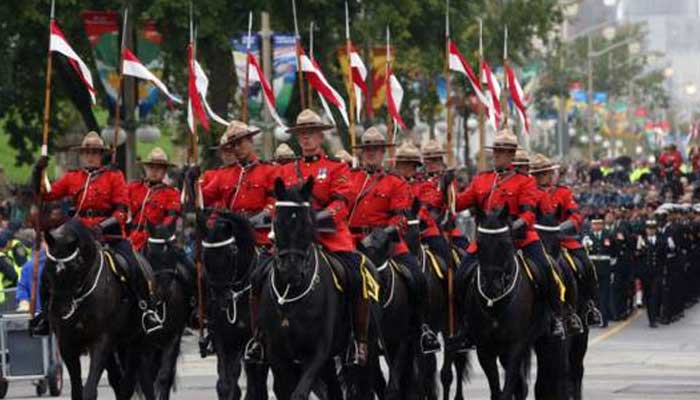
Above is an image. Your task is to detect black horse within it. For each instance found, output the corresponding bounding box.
[259,177,374,400]
[536,212,591,400]
[126,221,193,400]
[43,218,131,400]
[461,207,566,400]
[404,200,469,400]
[359,226,419,400]
[197,209,268,400]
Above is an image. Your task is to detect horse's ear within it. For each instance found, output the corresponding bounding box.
[195,209,207,234]
[274,177,286,200]
[301,176,314,201]
[44,230,55,248]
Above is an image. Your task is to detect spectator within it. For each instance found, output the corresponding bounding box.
[16,243,45,313]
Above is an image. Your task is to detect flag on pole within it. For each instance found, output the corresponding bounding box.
[481,60,501,129]
[187,44,209,134]
[49,20,97,104]
[247,52,287,128]
[299,52,350,126]
[192,60,228,126]
[349,43,368,122]
[122,48,182,104]
[505,65,530,134]
[448,41,489,112]
[386,67,408,131]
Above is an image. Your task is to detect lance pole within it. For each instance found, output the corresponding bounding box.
[477,18,486,171]
[30,0,56,318]
[189,1,206,342]
[308,22,314,107]
[292,0,306,109]
[445,0,453,166]
[345,1,358,155]
[242,11,252,123]
[501,25,509,129]
[111,8,128,165]
[385,26,395,161]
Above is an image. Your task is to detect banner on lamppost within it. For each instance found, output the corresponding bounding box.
[231,34,262,118]
[272,34,297,119]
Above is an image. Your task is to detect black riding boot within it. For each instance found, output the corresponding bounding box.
[445,252,478,352]
[351,293,370,366]
[396,253,440,354]
[115,239,163,335]
[244,289,265,364]
[29,269,51,336]
[547,265,567,340]
[571,248,604,326]
[555,259,584,335]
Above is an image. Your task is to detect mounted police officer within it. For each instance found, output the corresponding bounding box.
[455,130,566,338]
[30,131,163,335]
[393,142,451,264]
[128,147,181,252]
[272,143,297,165]
[267,109,370,365]
[348,127,440,354]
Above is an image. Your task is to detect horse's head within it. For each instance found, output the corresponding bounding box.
[197,209,256,286]
[535,209,563,260]
[43,218,98,283]
[475,206,515,269]
[143,220,178,272]
[403,197,425,255]
[272,177,316,285]
[357,226,399,268]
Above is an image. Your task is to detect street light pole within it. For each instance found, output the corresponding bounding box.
[587,34,594,160]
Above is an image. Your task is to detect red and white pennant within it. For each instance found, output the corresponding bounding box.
[49,20,97,104]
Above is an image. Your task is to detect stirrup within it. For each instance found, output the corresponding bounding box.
[551,317,566,340]
[585,303,604,327]
[243,337,265,364]
[346,339,368,366]
[567,313,585,335]
[419,325,441,354]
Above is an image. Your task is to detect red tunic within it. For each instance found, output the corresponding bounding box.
[659,151,682,177]
[456,169,539,252]
[275,153,355,253]
[348,168,410,255]
[43,167,128,231]
[548,185,584,250]
[423,173,465,240]
[127,181,181,251]
[408,177,442,239]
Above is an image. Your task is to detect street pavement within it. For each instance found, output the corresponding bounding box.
[4,304,700,399]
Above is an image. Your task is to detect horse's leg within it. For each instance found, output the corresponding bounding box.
[320,359,343,400]
[499,342,530,400]
[570,332,588,400]
[116,346,139,400]
[476,347,501,400]
[271,362,298,400]
[105,351,123,396]
[422,353,438,400]
[243,363,270,400]
[155,334,182,400]
[138,350,157,400]
[533,338,567,400]
[453,352,468,400]
[83,334,112,400]
[386,341,406,400]
[440,351,454,400]
[290,333,332,399]
[62,348,83,400]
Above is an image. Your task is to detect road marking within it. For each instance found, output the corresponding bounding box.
[589,309,642,346]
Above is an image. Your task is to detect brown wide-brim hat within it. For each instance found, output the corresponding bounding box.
[485,128,521,151]
[353,126,395,149]
[529,153,559,174]
[273,143,297,161]
[219,121,261,148]
[421,139,446,160]
[286,109,334,134]
[393,141,423,165]
[512,149,530,166]
[139,146,176,168]
[71,131,110,152]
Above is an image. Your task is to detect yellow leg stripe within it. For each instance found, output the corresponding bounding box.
[425,249,444,280]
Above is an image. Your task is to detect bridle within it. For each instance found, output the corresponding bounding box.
[270,200,319,306]
[475,223,520,308]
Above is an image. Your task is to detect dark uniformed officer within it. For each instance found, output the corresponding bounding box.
[583,214,614,327]
[636,220,667,328]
